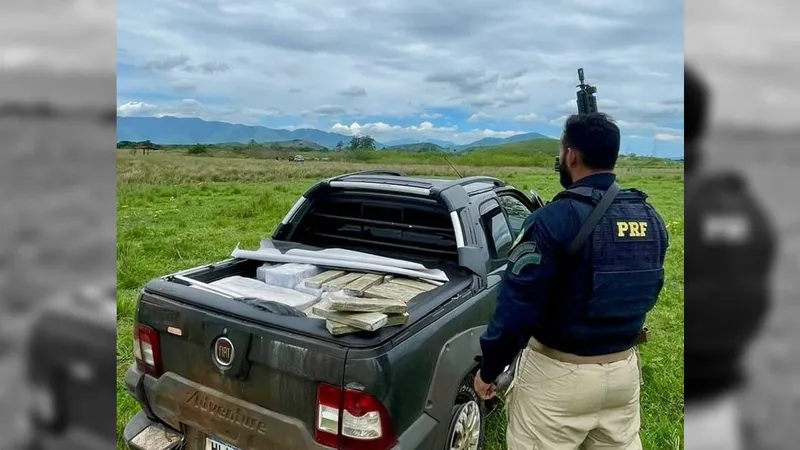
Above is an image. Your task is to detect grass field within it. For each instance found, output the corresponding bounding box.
[116,151,684,449]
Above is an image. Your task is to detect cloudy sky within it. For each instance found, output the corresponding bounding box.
[118,0,683,154]
[687,0,800,130]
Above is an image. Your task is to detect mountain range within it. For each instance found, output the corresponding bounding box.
[117,116,555,151]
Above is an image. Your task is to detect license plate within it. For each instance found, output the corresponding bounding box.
[205,437,240,450]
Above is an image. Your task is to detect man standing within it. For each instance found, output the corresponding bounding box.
[474,113,669,449]
[683,66,776,450]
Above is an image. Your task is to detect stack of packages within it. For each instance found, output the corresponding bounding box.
[209,263,323,311]
[207,262,439,336]
[302,270,438,335]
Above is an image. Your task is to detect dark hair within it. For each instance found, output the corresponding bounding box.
[561,112,620,170]
[685,66,707,144]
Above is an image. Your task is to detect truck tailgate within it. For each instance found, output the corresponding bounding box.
[136,292,347,448]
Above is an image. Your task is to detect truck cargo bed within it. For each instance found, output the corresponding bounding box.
[143,257,473,349]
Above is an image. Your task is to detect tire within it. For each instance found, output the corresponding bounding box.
[445,373,486,450]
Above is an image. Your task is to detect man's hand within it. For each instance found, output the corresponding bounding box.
[473,370,497,401]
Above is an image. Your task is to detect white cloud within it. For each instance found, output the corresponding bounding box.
[468,112,495,122]
[514,113,545,123]
[117,101,160,116]
[117,99,283,124]
[655,133,684,142]
[282,124,316,131]
[338,85,368,97]
[330,121,531,145]
[420,113,444,119]
[467,129,529,139]
[332,121,456,136]
[616,119,683,137]
[628,132,683,142]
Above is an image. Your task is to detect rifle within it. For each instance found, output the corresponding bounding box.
[555,68,598,172]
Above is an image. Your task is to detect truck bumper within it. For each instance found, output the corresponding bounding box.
[124,364,437,450]
[124,410,184,450]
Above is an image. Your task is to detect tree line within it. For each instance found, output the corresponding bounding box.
[118,135,378,153]
[336,135,376,151]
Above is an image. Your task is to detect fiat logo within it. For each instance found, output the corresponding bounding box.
[213,337,235,367]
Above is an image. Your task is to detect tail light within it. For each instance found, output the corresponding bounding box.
[133,323,163,377]
[315,383,397,450]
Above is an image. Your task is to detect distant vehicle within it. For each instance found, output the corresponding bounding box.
[294,155,305,163]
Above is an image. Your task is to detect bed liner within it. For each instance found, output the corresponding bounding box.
[144,258,473,349]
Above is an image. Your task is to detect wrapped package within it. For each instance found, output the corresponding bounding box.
[321,272,364,291]
[304,270,347,288]
[259,263,321,289]
[210,276,319,310]
[326,290,407,314]
[255,263,275,282]
[294,282,323,299]
[365,282,426,303]
[312,300,387,331]
[325,313,410,335]
[343,273,385,297]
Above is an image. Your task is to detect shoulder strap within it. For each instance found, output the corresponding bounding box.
[552,186,597,205]
[566,182,621,257]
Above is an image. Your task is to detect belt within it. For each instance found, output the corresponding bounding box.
[527,337,633,364]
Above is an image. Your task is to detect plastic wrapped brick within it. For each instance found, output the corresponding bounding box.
[210,276,319,310]
[260,263,321,289]
[255,263,275,282]
[294,282,323,299]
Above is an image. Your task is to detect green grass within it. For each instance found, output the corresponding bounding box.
[117,152,684,449]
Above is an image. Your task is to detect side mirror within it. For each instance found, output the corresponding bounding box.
[528,189,545,209]
[554,156,560,172]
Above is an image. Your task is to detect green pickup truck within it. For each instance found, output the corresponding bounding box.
[123,171,546,450]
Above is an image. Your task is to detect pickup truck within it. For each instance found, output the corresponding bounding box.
[122,170,546,450]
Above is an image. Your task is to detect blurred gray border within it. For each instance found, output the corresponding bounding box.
[0,2,117,447]
[687,2,800,449]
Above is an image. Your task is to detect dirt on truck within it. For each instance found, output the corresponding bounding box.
[122,170,545,450]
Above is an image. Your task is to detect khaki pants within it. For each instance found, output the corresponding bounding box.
[506,345,642,450]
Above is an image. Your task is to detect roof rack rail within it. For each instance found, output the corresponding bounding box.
[331,170,407,181]
[446,176,505,189]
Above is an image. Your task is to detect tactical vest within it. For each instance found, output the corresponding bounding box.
[685,170,772,349]
[685,170,774,400]
[544,184,668,355]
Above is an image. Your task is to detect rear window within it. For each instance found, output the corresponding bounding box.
[480,199,513,260]
[291,192,458,260]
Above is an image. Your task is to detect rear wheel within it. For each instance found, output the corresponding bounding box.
[446,373,486,450]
